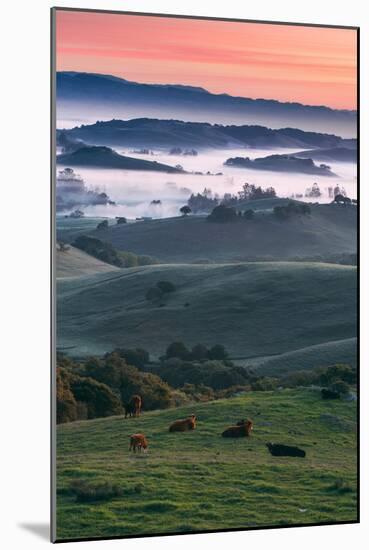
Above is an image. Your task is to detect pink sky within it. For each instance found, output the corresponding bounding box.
[56,10,357,110]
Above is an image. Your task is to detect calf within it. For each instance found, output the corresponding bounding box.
[266,442,306,458]
[129,433,148,453]
[169,415,197,432]
[222,419,253,438]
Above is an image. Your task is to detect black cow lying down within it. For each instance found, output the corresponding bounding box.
[266,442,306,458]
[321,388,340,400]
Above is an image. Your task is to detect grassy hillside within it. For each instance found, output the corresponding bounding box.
[57,145,184,172]
[57,246,120,278]
[80,204,356,263]
[56,216,107,243]
[57,261,356,361]
[239,338,357,375]
[56,389,357,540]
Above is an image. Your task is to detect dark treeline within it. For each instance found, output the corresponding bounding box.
[188,183,276,214]
[206,200,310,223]
[72,235,158,268]
[57,343,356,425]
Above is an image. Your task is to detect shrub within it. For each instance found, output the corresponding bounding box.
[181,383,215,402]
[56,367,77,424]
[207,205,238,223]
[96,219,109,230]
[153,357,249,390]
[119,251,138,267]
[72,235,122,267]
[118,250,158,267]
[70,375,123,419]
[84,352,174,411]
[119,369,173,410]
[208,344,228,360]
[85,355,122,388]
[280,370,317,388]
[157,280,176,293]
[330,381,350,396]
[319,364,356,386]
[111,348,150,369]
[165,342,190,360]
[56,364,123,422]
[273,201,311,220]
[251,377,278,391]
[191,344,209,361]
[138,255,158,266]
[180,205,191,216]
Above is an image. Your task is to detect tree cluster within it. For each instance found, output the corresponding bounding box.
[273,201,311,220]
[73,235,158,268]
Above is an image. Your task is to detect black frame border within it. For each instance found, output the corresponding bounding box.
[50,6,360,544]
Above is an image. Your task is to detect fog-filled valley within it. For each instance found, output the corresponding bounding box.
[56,145,356,220]
[56,113,357,222]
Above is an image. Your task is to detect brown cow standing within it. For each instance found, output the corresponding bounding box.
[169,414,197,432]
[222,419,253,438]
[129,433,148,453]
[129,394,142,417]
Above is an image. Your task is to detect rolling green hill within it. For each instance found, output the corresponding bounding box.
[56,216,107,243]
[56,389,357,540]
[57,145,184,173]
[239,338,357,375]
[57,246,121,278]
[57,261,356,364]
[79,204,356,264]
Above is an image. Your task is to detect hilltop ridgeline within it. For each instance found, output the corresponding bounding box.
[57,117,355,150]
[224,154,337,176]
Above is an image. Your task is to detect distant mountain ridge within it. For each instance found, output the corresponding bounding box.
[57,118,355,151]
[57,72,357,137]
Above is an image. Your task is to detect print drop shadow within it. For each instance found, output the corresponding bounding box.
[18,522,49,541]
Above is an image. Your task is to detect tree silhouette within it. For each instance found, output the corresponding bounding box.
[180,205,192,216]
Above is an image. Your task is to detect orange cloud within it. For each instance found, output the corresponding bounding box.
[56,10,357,109]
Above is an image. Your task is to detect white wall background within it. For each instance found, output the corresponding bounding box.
[1,0,367,548]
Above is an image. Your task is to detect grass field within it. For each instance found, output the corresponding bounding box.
[56,388,357,541]
[67,203,356,264]
[57,246,120,278]
[57,261,356,363]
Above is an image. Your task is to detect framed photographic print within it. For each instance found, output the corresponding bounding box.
[51,7,359,543]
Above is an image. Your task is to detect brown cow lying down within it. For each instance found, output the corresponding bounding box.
[169,415,197,432]
[129,433,148,453]
[266,442,306,458]
[222,419,253,437]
